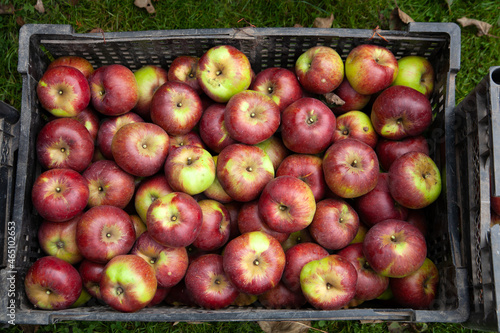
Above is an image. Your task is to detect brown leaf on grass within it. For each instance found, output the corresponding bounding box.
[89,28,104,33]
[457,17,499,38]
[389,7,414,30]
[0,4,14,14]
[258,321,327,333]
[35,0,45,14]
[16,16,25,27]
[397,8,414,24]
[294,23,304,28]
[134,0,156,14]
[313,13,334,28]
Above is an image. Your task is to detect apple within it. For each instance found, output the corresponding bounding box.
[337,243,389,301]
[37,215,83,265]
[224,90,280,145]
[280,229,314,252]
[300,254,357,310]
[83,160,136,209]
[150,81,203,136]
[76,205,136,264]
[168,55,202,94]
[89,64,139,116]
[258,175,316,233]
[363,219,427,278]
[204,156,233,203]
[131,231,189,288]
[232,293,258,307]
[36,117,94,172]
[328,77,371,115]
[237,200,290,243]
[100,254,157,312]
[295,46,344,94]
[192,199,231,251]
[134,173,173,223]
[323,138,379,199]
[282,242,329,293]
[223,231,286,295]
[392,56,435,99]
[24,256,82,310]
[354,173,408,227]
[254,135,290,171]
[31,168,89,223]
[281,97,336,154]
[133,65,168,120]
[78,259,105,300]
[492,194,500,216]
[72,106,100,142]
[388,151,441,209]
[70,287,92,308]
[217,143,274,202]
[224,201,242,241]
[345,44,398,95]
[37,65,91,117]
[196,45,252,103]
[147,287,170,307]
[258,281,307,309]
[332,110,378,148]
[371,85,432,140]
[146,191,203,248]
[164,145,216,195]
[249,67,303,112]
[199,103,238,153]
[276,154,326,201]
[350,223,368,244]
[96,112,144,160]
[111,122,170,177]
[130,214,147,239]
[164,280,196,307]
[309,198,359,250]
[185,254,239,309]
[376,135,430,172]
[47,55,94,79]
[390,257,439,309]
[169,131,206,151]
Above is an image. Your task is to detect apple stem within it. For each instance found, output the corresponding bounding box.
[326,283,332,290]
[150,258,156,264]
[250,112,256,118]
[187,157,192,165]
[55,187,61,193]
[56,241,64,249]
[215,279,221,285]
[189,73,194,78]
[307,117,315,124]
[116,287,124,295]
[246,166,253,172]
[342,129,349,135]
[268,86,273,94]
[142,144,147,149]
[60,147,66,153]
[253,259,260,266]
[106,232,112,238]
[98,186,103,191]
[171,215,177,221]
[46,290,51,295]
[279,205,287,211]
[216,70,222,76]
[177,102,183,107]
[351,160,358,167]
[58,90,63,95]
[390,235,397,242]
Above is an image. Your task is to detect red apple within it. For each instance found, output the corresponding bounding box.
[199,103,238,153]
[328,77,371,115]
[224,90,280,145]
[196,45,252,103]
[282,242,329,293]
[300,254,357,310]
[309,198,359,250]
[147,287,170,307]
[237,200,289,243]
[363,219,427,278]
[192,199,231,251]
[100,254,157,312]
[392,56,435,99]
[168,55,202,94]
[223,231,286,295]
[276,154,326,202]
[150,81,203,136]
[376,135,430,172]
[295,46,344,94]
[281,97,336,154]
[345,44,398,95]
[32,168,89,223]
[134,173,173,223]
[131,231,189,288]
[388,151,441,209]
[111,122,170,177]
[249,67,303,112]
[254,135,290,171]
[406,209,427,237]
[390,257,439,309]
[371,85,432,140]
[83,160,136,209]
[258,281,307,309]
[89,64,139,116]
[146,191,203,248]
[72,106,100,142]
[185,254,239,309]
[258,175,316,233]
[323,138,379,199]
[78,259,105,300]
[217,144,274,202]
[169,131,205,151]
[24,256,82,310]
[37,215,83,265]
[36,117,94,172]
[47,55,94,79]
[133,65,168,120]
[76,205,136,264]
[130,214,147,239]
[204,156,233,203]
[332,110,378,148]
[37,65,91,118]
[337,243,389,301]
[224,201,242,241]
[280,229,314,252]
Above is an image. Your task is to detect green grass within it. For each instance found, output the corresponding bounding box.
[1,0,499,332]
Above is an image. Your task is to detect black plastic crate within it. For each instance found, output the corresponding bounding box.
[455,66,500,332]
[0,23,468,325]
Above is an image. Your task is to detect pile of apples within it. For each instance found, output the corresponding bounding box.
[25,41,442,313]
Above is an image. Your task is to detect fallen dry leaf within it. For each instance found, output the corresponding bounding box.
[313,13,334,28]
[89,28,104,33]
[324,92,345,106]
[258,321,326,333]
[134,0,156,14]
[397,7,414,24]
[35,0,45,14]
[457,17,498,38]
[293,23,304,28]
[16,16,25,27]
[0,4,14,14]
[389,6,414,30]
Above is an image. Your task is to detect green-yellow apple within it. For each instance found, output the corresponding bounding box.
[392,55,435,99]
[133,65,168,120]
[333,110,378,148]
[47,55,94,79]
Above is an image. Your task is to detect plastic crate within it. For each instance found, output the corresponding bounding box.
[455,66,500,332]
[0,23,468,325]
